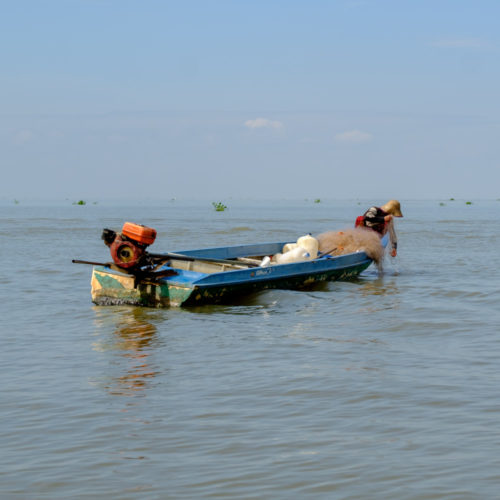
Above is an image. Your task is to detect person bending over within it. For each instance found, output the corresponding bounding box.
[355,200,403,257]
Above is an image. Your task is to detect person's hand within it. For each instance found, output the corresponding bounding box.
[390,248,397,258]
[384,214,393,222]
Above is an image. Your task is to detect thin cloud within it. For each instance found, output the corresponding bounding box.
[431,38,486,49]
[244,118,283,129]
[345,0,369,8]
[14,130,35,145]
[335,130,373,143]
[299,137,320,144]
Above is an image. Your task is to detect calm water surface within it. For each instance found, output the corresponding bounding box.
[1,199,500,499]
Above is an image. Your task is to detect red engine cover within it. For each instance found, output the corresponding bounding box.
[109,236,144,268]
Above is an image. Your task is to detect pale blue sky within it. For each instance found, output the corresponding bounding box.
[1,0,499,200]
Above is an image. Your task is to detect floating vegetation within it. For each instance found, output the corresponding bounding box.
[449,198,455,201]
[314,199,321,204]
[73,200,86,205]
[14,199,19,204]
[212,201,227,212]
[465,201,473,205]
[439,202,446,206]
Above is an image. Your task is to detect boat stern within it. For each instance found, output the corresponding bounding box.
[90,266,193,307]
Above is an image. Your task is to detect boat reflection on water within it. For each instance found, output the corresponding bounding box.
[358,277,400,297]
[354,276,401,315]
[92,306,161,396]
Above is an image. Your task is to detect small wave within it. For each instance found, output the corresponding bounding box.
[214,226,254,234]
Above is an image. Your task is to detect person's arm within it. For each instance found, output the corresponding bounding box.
[387,219,398,257]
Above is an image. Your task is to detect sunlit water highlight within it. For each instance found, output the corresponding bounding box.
[1,199,500,499]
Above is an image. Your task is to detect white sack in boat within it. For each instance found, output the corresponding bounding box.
[279,234,319,262]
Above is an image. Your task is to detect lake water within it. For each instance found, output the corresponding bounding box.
[1,199,500,499]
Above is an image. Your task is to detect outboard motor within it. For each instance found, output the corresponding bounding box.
[102,222,157,269]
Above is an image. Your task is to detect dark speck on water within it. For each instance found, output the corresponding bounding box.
[1,199,500,499]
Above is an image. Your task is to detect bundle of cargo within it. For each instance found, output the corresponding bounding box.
[316,228,385,268]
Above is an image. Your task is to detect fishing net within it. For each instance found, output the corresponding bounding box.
[316,228,385,268]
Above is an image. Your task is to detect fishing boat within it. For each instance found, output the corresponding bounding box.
[75,223,384,307]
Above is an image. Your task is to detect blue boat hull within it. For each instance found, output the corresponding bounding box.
[91,240,378,307]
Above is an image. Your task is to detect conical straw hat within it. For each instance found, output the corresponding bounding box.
[381,200,403,217]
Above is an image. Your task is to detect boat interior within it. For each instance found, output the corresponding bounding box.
[165,256,264,274]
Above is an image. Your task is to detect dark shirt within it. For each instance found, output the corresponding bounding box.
[362,206,388,235]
